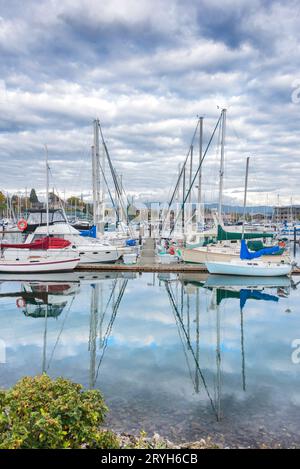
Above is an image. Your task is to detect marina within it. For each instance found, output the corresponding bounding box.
[1,108,300,451]
[1,0,300,454]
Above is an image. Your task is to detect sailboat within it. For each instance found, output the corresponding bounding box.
[205,158,292,277]
[170,111,287,265]
[205,256,292,277]
[178,222,288,264]
[0,148,80,273]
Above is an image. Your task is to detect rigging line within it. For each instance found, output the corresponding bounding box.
[162,118,200,231]
[209,118,222,204]
[175,307,197,389]
[98,278,120,332]
[46,293,76,372]
[102,139,129,226]
[98,122,131,221]
[170,112,223,235]
[167,285,197,389]
[98,122,124,200]
[94,279,128,382]
[94,279,128,383]
[164,281,218,419]
[97,153,120,221]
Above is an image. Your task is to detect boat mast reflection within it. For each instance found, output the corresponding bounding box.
[170,273,291,422]
[0,273,132,380]
[164,280,220,420]
[89,277,129,388]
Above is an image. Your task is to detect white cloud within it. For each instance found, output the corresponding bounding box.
[0,0,300,205]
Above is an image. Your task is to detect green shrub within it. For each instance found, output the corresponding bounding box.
[0,374,119,449]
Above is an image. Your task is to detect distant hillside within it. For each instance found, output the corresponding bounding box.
[206,203,274,214]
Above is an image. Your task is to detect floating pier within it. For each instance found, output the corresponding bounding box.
[76,262,300,274]
[76,262,207,273]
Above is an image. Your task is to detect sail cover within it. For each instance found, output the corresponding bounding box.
[80,225,97,238]
[217,225,273,241]
[240,239,280,260]
[0,237,71,250]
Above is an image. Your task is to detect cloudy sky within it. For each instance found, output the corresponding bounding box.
[0,0,300,205]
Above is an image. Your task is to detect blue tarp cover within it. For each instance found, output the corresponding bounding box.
[126,239,136,246]
[240,239,280,260]
[80,225,97,238]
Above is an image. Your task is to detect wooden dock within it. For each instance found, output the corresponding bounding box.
[76,262,300,274]
[76,262,208,273]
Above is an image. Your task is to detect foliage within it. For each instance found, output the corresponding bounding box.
[29,188,39,204]
[0,374,119,449]
[0,191,6,206]
[67,196,84,207]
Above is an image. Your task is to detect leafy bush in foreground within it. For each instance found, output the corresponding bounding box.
[0,374,119,449]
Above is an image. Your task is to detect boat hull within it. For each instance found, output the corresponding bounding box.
[205,261,292,277]
[180,246,289,265]
[77,249,120,264]
[0,257,80,273]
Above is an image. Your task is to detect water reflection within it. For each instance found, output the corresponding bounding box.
[0,272,299,446]
[0,272,133,381]
[176,274,292,421]
[89,277,128,388]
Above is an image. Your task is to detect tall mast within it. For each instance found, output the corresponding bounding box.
[188,144,193,205]
[119,173,123,224]
[91,144,97,226]
[100,138,105,232]
[241,157,250,240]
[182,165,186,234]
[175,163,181,232]
[197,117,203,227]
[218,109,226,219]
[92,119,104,234]
[45,145,49,236]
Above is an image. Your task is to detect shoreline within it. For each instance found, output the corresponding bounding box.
[114,430,299,449]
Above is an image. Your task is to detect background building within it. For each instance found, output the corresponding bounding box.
[274,205,300,223]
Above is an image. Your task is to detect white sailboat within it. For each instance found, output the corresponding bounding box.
[174,112,287,265]
[205,158,292,277]
[179,235,290,264]
[0,148,80,273]
[205,258,292,277]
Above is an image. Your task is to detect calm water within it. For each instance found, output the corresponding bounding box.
[0,269,300,447]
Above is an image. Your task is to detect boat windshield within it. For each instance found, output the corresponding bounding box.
[26,210,67,225]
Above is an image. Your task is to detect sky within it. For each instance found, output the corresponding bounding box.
[0,0,300,206]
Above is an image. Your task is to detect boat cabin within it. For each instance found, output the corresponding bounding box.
[24,209,67,233]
